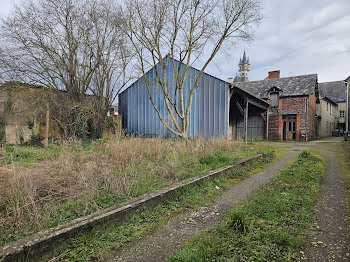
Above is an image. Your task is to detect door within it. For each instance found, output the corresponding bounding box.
[283,116,296,141]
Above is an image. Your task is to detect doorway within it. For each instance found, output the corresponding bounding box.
[283,115,297,141]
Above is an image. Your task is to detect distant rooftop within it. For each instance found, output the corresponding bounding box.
[319,81,347,103]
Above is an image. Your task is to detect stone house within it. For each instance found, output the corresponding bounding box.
[318,81,347,137]
[234,70,319,141]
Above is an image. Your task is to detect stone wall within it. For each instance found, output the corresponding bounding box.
[0,83,63,144]
[0,84,39,144]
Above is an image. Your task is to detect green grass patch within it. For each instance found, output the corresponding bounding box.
[337,142,350,229]
[169,151,325,262]
[3,142,100,165]
[47,154,274,262]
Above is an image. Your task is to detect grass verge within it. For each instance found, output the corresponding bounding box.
[45,153,275,261]
[169,151,325,262]
[1,138,270,246]
[337,142,350,228]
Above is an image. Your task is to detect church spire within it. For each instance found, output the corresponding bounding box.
[242,50,247,63]
[238,50,250,82]
[230,50,251,83]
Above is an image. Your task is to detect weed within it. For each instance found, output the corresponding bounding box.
[170,151,325,262]
[225,210,251,234]
[0,138,273,246]
[50,155,273,261]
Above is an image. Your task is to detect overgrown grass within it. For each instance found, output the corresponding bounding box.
[0,138,272,246]
[48,154,273,262]
[169,151,325,262]
[338,142,350,228]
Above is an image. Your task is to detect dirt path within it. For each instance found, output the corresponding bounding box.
[106,147,306,262]
[300,141,350,261]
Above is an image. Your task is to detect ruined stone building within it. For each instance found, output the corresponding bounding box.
[0,83,60,145]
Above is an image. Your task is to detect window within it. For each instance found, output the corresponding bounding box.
[340,111,345,118]
[270,93,279,108]
[268,86,282,108]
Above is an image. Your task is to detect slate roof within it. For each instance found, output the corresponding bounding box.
[319,81,347,103]
[233,74,318,99]
[234,75,248,82]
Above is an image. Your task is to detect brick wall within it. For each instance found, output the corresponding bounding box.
[280,96,307,141]
[268,114,281,140]
[267,95,317,141]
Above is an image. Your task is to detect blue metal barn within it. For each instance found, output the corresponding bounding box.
[119,60,269,140]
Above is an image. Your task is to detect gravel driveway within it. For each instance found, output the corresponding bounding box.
[300,141,350,261]
[107,146,306,262]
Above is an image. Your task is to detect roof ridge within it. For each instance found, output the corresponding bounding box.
[319,80,345,84]
[236,73,317,83]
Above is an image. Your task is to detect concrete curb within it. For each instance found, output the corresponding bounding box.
[0,154,265,262]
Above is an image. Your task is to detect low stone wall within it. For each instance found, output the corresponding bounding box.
[0,154,265,262]
[5,124,32,145]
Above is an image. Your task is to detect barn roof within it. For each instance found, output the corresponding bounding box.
[319,81,347,103]
[233,74,318,99]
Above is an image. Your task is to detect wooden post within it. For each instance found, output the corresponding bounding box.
[116,115,122,138]
[44,105,49,147]
[244,99,249,143]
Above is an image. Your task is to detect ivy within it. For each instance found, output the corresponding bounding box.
[4,95,13,113]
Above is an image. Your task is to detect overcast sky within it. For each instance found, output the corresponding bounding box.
[0,0,349,83]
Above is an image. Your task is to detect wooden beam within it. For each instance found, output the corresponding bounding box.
[231,87,269,107]
[247,98,269,111]
[236,101,244,116]
[229,89,234,100]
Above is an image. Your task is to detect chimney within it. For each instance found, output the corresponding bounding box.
[268,70,280,79]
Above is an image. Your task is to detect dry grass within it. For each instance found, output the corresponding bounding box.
[0,137,257,245]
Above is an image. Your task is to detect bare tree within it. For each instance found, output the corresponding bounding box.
[121,0,262,138]
[0,0,132,138]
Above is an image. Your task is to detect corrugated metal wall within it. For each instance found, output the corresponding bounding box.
[237,115,266,141]
[119,59,229,138]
